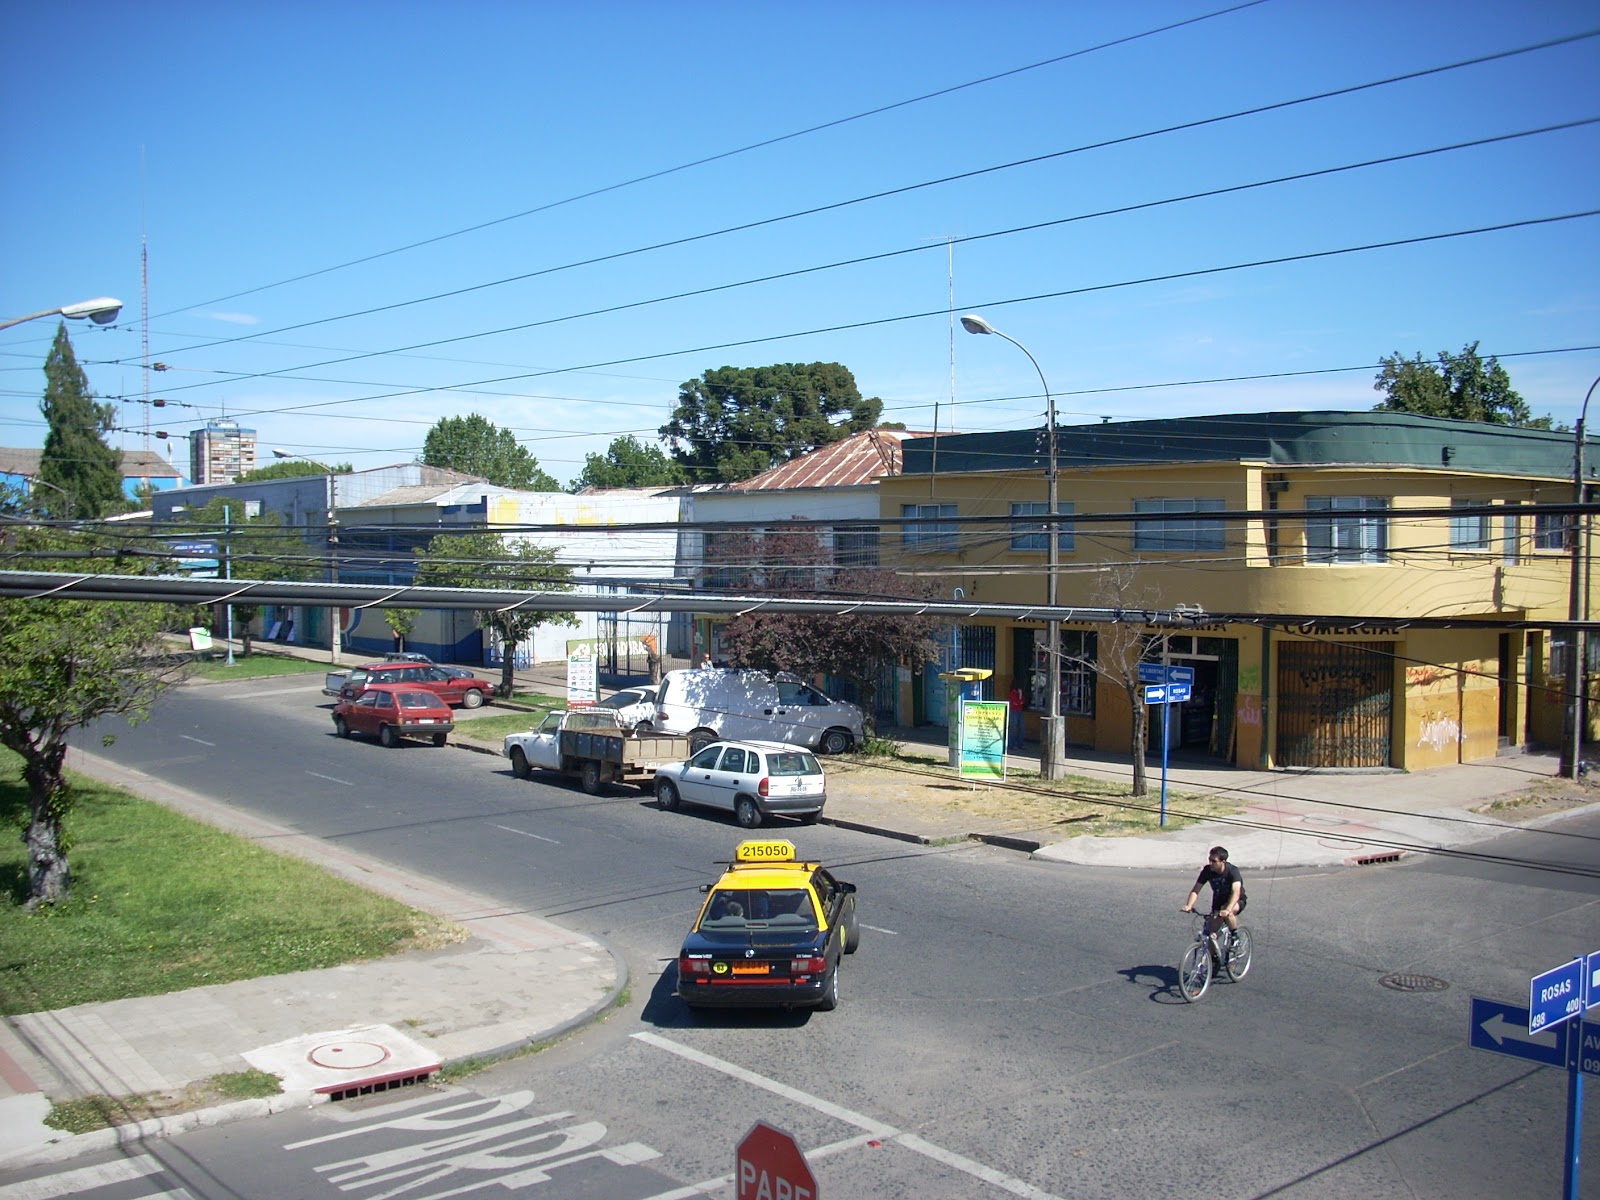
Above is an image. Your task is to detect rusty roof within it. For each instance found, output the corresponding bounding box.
[726,428,933,492]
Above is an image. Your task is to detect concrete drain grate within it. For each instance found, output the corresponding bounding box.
[1379,972,1450,993]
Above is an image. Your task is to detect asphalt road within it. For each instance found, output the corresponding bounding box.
[24,674,1600,1199]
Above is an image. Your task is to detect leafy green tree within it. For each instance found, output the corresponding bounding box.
[38,325,125,518]
[0,524,186,907]
[660,363,883,483]
[236,459,352,483]
[413,532,577,697]
[570,436,686,491]
[421,414,559,490]
[384,607,419,652]
[166,498,314,655]
[1373,342,1551,427]
[715,526,941,730]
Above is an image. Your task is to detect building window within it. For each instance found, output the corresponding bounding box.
[1009,501,1076,552]
[1450,499,1491,550]
[1307,495,1388,563]
[833,526,879,568]
[1533,511,1569,552]
[902,503,957,553]
[1057,628,1097,716]
[1132,497,1225,552]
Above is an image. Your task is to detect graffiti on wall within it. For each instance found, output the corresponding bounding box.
[1416,710,1463,751]
[1237,695,1262,727]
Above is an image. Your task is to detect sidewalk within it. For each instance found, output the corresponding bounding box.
[3,645,1596,1171]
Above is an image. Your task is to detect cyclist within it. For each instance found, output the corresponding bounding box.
[1181,845,1246,953]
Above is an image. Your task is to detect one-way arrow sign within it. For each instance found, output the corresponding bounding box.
[1470,996,1570,1067]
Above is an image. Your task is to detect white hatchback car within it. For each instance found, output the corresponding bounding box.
[653,740,826,828]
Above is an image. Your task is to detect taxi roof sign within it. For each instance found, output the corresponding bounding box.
[735,839,797,863]
[939,667,992,682]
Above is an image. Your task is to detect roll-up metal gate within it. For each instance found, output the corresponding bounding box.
[1275,640,1394,768]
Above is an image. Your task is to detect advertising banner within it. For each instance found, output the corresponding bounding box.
[961,700,1009,780]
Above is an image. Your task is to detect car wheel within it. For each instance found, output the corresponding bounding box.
[820,727,853,755]
[816,964,840,1011]
[580,759,605,796]
[797,809,821,825]
[379,724,399,748]
[461,689,485,709]
[688,728,717,754]
[656,778,681,811]
[843,901,861,954]
[635,721,654,734]
[735,796,763,829]
[431,732,448,747]
[510,747,532,780]
[334,716,350,739]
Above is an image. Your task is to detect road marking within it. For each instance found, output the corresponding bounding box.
[492,824,560,844]
[861,923,899,935]
[307,771,354,786]
[180,734,216,747]
[0,1155,168,1199]
[632,1031,1064,1199]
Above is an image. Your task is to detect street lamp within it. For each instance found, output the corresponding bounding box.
[1562,373,1600,778]
[23,476,74,517]
[272,449,341,663]
[960,313,1065,780]
[0,297,123,333]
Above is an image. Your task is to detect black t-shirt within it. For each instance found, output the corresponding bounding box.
[1193,862,1245,911]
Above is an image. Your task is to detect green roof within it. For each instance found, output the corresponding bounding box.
[901,410,1583,480]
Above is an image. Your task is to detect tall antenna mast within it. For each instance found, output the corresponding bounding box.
[944,235,956,435]
[140,146,151,452]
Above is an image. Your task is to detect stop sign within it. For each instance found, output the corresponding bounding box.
[736,1119,818,1200]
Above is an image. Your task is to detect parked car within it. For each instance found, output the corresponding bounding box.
[386,652,482,680]
[653,739,827,828]
[338,662,493,708]
[676,838,858,1012]
[592,687,659,731]
[332,684,454,747]
[652,668,863,754]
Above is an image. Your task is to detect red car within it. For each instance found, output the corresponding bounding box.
[338,661,493,709]
[333,684,455,747]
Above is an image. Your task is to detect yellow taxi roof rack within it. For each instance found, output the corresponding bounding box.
[939,667,992,682]
[734,839,797,863]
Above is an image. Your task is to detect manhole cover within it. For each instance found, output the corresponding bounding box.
[308,1041,392,1070]
[1379,972,1449,993]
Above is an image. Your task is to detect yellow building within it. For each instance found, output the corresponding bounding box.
[878,411,1597,770]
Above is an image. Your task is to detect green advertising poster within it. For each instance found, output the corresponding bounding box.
[961,700,1009,779]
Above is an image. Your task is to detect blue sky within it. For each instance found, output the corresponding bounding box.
[2,0,1596,488]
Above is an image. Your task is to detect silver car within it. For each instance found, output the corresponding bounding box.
[653,740,826,829]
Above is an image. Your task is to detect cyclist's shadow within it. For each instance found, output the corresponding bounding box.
[1118,963,1188,1004]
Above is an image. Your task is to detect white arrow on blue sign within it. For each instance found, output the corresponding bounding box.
[1471,997,1570,1067]
[1530,957,1586,1034]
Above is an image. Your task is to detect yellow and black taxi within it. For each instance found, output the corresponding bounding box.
[676,839,860,1012]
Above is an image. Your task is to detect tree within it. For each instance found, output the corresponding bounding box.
[413,532,578,697]
[0,523,186,906]
[236,459,352,483]
[421,414,559,490]
[570,436,686,491]
[714,526,942,730]
[1373,342,1551,427]
[38,325,125,518]
[660,363,883,483]
[384,607,419,652]
[166,498,314,656]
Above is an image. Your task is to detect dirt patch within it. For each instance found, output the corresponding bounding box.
[1472,777,1600,823]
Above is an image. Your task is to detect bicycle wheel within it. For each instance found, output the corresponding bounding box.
[1223,926,1253,981]
[1178,941,1212,1002]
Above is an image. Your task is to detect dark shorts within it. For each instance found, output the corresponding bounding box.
[1211,895,1246,916]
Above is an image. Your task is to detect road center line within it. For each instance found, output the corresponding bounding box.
[306,771,353,786]
[180,734,216,747]
[491,823,560,844]
[860,923,899,935]
[632,1031,1065,1200]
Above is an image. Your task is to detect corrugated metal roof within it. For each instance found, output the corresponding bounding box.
[0,446,181,478]
[726,428,933,492]
[900,410,1585,481]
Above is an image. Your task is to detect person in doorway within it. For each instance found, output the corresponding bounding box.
[1007,681,1025,751]
[700,653,714,670]
[1181,845,1246,951]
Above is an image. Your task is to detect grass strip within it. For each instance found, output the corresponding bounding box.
[0,750,462,1016]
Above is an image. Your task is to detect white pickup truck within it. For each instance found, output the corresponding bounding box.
[503,709,693,795]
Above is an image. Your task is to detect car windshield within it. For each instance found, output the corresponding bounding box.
[346,667,370,686]
[699,888,817,930]
[767,751,820,777]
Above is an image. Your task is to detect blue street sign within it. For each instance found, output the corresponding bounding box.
[1471,997,1570,1067]
[1581,1021,1600,1077]
[1531,958,1586,1034]
[167,538,218,556]
[1167,683,1192,703]
[1143,685,1167,704]
[1137,663,1165,684]
[1587,951,1600,1011]
[1166,664,1195,685]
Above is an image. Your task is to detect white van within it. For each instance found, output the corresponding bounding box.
[651,668,864,755]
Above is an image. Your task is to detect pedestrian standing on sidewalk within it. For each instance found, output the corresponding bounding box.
[1007,681,1025,751]
[700,653,714,670]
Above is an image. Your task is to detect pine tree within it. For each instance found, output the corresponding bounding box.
[38,324,125,518]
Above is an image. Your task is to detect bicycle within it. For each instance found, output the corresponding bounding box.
[1177,910,1253,1002]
